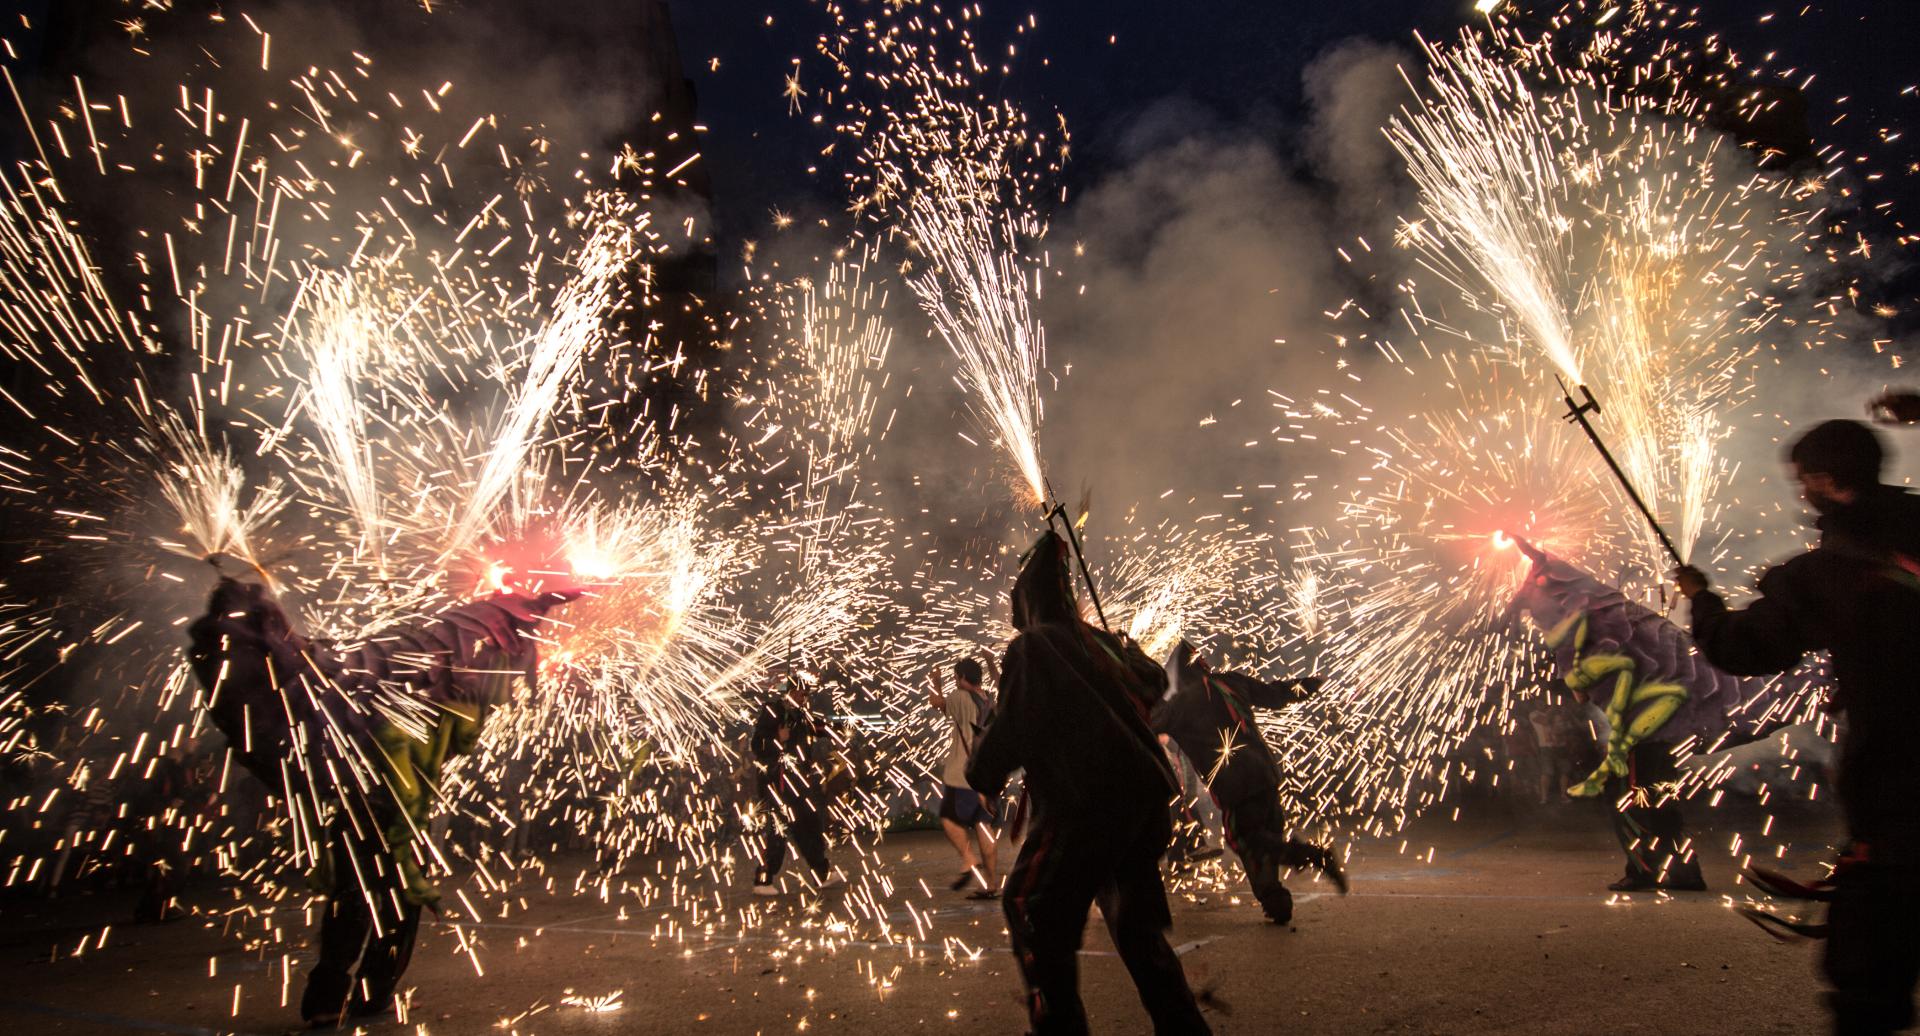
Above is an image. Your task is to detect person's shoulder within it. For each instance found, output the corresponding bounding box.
[1883,484,1920,516]
[1761,546,1867,600]
[1005,627,1053,654]
[998,633,1034,674]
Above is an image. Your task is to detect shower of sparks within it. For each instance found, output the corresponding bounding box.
[1261,0,1865,851]
[1389,30,1584,384]
[444,211,642,563]
[0,1,944,988]
[285,272,386,565]
[0,0,1902,1021]
[1104,518,1286,665]
[811,1,1064,507]
[153,414,285,572]
[1286,563,1324,641]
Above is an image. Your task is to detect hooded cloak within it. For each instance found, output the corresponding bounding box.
[967,530,1177,825]
[1153,640,1319,808]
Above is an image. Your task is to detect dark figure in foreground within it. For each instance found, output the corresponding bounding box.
[1674,419,1920,1036]
[967,531,1210,1035]
[304,796,425,1024]
[749,677,843,893]
[129,742,193,924]
[1154,640,1346,923]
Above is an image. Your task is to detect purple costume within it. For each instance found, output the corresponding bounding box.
[1507,539,1825,751]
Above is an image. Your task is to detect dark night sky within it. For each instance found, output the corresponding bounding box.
[0,0,1915,306]
[3,1,1915,246]
[667,0,1464,227]
[668,0,1920,285]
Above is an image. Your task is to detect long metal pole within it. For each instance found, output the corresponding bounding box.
[1557,377,1686,566]
[1041,477,1112,632]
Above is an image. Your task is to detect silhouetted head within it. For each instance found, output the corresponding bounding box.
[1789,419,1884,514]
[953,657,984,690]
[1010,530,1077,631]
[203,578,291,640]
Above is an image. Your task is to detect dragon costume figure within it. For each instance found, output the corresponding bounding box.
[186,576,578,1022]
[1507,538,1819,795]
[1508,538,1825,891]
[187,577,580,902]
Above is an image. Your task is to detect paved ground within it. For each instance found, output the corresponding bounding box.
[0,805,1843,1035]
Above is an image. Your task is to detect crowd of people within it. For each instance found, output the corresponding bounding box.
[21,403,1915,1035]
[893,404,1920,1035]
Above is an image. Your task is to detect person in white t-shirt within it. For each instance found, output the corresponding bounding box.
[929,658,999,898]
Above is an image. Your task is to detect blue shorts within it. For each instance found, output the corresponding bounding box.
[939,785,996,827]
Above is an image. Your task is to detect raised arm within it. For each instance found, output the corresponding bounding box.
[927,669,948,712]
[965,641,1025,797]
[1220,672,1324,710]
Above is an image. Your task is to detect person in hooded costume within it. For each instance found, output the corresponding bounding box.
[748,675,845,893]
[966,530,1210,1036]
[1154,641,1346,924]
[1673,420,1920,1035]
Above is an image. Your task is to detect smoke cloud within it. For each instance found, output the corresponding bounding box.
[1035,42,1417,538]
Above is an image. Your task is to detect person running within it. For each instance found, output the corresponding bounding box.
[930,657,999,898]
[749,677,845,894]
[967,530,1211,1035]
[1674,419,1920,1035]
[1154,640,1346,924]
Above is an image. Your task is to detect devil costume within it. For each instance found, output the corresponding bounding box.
[967,531,1209,1036]
[1154,641,1342,923]
[186,578,577,1023]
[1680,485,1920,1035]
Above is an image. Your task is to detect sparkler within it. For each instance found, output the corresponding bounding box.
[813,0,1063,508]
[445,212,641,563]
[1266,0,1852,850]
[286,272,385,566]
[153,414,284,576]
[1044,498,1110,632]
[1388,30,1582,384]
[0,5,917,983]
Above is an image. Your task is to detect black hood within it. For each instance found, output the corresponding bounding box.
[1011,529,1079,631]
[1161,638,1202,702]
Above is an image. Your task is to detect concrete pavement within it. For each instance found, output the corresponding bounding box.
[0,806,1842,1034]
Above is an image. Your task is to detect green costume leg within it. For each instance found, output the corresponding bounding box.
[1570,679,1687,798]
[1569,669,1633,798]
[371,722,439,906]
